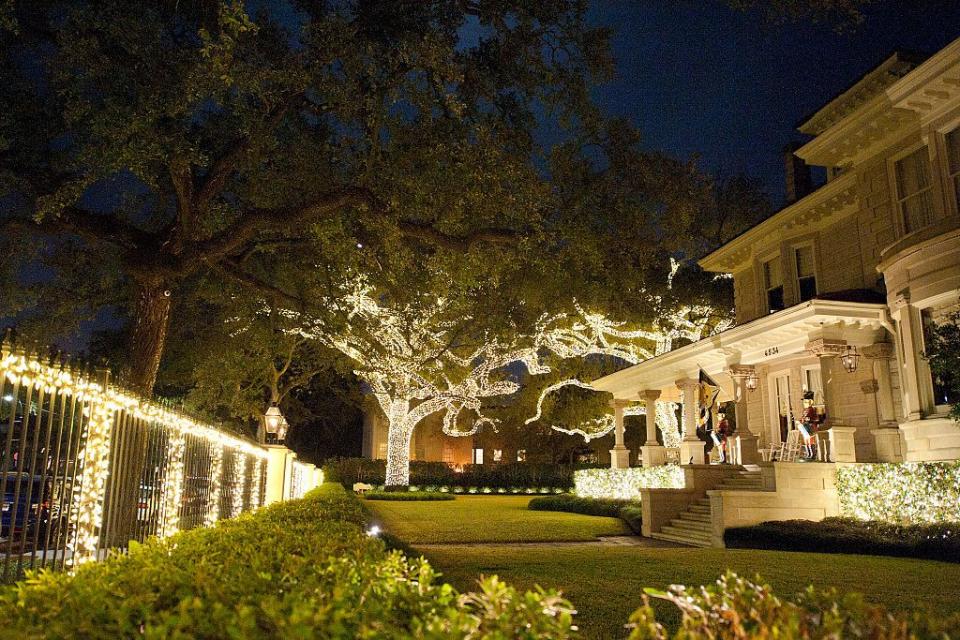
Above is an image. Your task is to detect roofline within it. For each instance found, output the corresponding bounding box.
[698,171,857,273]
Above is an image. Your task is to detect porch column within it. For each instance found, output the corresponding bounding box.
[864,342,904,462]
[891,292,924,421]
[609,399,630,469]
[638,389,667,467]
[728,365,760,464]
[676,378,705,465]
[806,338,856,462]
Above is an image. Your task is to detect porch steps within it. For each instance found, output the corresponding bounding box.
[648,468,766,548]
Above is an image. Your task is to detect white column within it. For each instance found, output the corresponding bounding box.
[638,389,667,467]
[728,365,760,464]
[892,294,924,421]
[676,378,705,465]
[864,342,904,462]
[264,444,293,505]
[609,399,631,469]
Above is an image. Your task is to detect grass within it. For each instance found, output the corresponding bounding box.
[364,495,630,543]
[422,544,960,640]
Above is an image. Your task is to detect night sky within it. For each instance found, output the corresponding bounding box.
[588,0,960,206]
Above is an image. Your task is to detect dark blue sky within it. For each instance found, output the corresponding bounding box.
[588,1,960,205]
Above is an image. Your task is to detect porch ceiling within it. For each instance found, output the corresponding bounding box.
[591,299,891,402]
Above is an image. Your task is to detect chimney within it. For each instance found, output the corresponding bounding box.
[783,142,813,204]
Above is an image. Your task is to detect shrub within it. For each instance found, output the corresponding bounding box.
[574,466,685,500]
[364,491,455,501]
[724,517,960,563]
[836,462,960,524]
[627,572,959,639]
[0,483,577,638]
[528,494,642,534]
[322,457,575,490]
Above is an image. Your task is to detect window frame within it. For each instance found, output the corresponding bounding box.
[760,253,785,314]
[890,143,936,236]
[792,242,819,303]
[937,120,960,219]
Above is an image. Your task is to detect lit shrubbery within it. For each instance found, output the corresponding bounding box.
[0,484,578,638]
[364,490,455,501]
[323,458,576,491]
[836,462,960,523]
[627,572,959,639]
[724,517,960,563]
[529,494,643,534]
[574,466,685,500]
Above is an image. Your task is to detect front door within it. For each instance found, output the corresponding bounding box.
[772,373,793,444]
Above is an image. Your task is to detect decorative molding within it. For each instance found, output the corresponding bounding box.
[892,290,911,310]
[805,338,848,358]
[862,342,895,360]
[860,379,880,394]
[727,364,756,378]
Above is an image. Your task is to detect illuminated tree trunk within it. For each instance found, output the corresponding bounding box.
[384,399,414,488]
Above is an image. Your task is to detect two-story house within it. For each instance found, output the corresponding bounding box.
[592,38,960,468]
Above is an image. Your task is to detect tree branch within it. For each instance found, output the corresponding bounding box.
[210,257,306,310]
[396,220,520,251]
[4,207,153,251]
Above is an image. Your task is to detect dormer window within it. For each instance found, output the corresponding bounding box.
[946,128,960,208]
[795,245,817,302]
[763,256,784,314]
[895,147,934,234]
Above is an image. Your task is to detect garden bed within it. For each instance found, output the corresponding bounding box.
[724,517,960,563]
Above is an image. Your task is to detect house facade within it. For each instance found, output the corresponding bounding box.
[592,39,960,469]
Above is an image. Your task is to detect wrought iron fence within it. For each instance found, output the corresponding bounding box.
[0,339,269,581]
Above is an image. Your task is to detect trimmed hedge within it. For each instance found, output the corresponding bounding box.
[528,494,642,534]
[323,457,576,490]
[0,483,578,638]
[724,517,960,563]
[627,571,959,639]
[363,491,455,501]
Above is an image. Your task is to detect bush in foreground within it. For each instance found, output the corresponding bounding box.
[724,517,960,563]
[627,572,958,639]
[528,494,642,534]
[364,490,455,501]
[0,483,577,638]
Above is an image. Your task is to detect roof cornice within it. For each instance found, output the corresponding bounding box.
[886,37,960,126]
[698,172,858,274]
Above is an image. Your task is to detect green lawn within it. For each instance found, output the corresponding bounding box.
[365,494,960,639]
[364,495,630,543]
[422,544,960,639]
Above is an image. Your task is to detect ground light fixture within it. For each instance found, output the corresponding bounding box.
[840,346,860,373]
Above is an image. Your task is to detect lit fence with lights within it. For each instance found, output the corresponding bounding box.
[0,340,321,578]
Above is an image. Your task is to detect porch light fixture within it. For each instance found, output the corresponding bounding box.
[276,414,290,442]
[745,370,759,392]
[263,403,283,436]
[840,346,860,374]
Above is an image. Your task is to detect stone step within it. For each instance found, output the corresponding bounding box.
[718,481,763,490]
[662,524,711,539]
[669,518,712,533]
[676,511,711,523]
[653,528,712,548]
[688,504,711,514]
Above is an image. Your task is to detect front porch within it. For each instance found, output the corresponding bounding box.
[592,298,904,471]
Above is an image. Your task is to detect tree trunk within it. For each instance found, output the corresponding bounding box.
[126,281,173,395]
[384,399,413,488]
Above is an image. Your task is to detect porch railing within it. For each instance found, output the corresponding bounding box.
[0,339,312,579]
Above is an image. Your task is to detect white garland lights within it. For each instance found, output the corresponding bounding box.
[0,349,269,564]
[205,444,224,526]
[836,462,960,524]
[231,453,247,518]
[291,271,728,486]
[573,467,686,501]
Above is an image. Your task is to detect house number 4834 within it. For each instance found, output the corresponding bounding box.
[764,346,779,357]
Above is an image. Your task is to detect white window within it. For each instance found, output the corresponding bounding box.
[795,245,817,302]
[441,442,454,463]
[493,449,502,462]
[763,256,784,313]
[516,449,527,462]
[895,147,934,234]
[803,367,823,405]
[946,128,960,209]
[472,448,484,465]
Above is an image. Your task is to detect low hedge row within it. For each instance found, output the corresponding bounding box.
[528,494,643,534]
[628,571,959,639]
[724,517,960,563]
[0,483,579,638]
[363,491,454,501]
[323,458,576,490]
